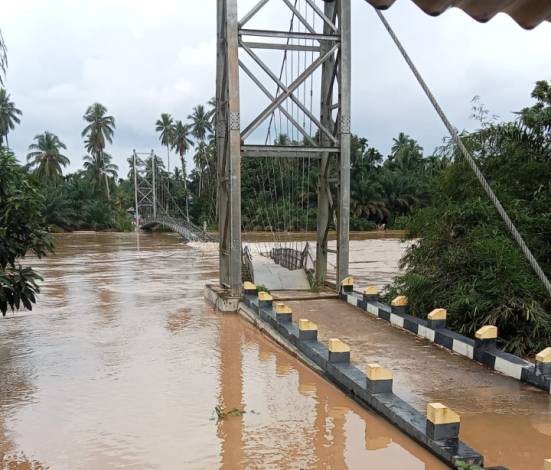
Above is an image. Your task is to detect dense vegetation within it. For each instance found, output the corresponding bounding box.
[0,149,53,315]
[388,80,551,356]
[1,31,53,315]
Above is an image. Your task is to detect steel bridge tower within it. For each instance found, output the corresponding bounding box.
[216,0,351,295]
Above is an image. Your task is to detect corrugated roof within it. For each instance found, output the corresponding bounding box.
[366,0,551,30]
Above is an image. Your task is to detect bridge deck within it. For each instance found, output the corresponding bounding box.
[251,254,310,291]
[284,295,551,470]
[139,216,213,242]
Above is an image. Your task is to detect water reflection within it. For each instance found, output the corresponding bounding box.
[0,233,444,469]
[221,316,445,469]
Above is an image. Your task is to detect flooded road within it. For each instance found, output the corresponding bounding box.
[248,235,551,469]
[287,298,551,470]
[0,233,445,469]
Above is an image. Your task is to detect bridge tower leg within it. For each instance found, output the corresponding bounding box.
[316,0,351,288]
[217,0,242,295]
[133,150,140,229]
[151,149,157,220]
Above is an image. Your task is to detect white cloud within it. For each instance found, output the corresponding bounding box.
[1,0,550,174]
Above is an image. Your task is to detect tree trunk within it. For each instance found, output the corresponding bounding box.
[180,154,190,222]
[166,145,171,212]
[101,151,111,201]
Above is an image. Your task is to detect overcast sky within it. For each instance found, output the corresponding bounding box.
[2,0,550,176]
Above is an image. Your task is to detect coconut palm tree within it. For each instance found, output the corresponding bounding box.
[81,103,116,199]
[83,151,118,196]
[172,121,193,179]
[188,105,212,142]
[172,120,193,220]
[193,141,211,195]
[388,132,424,171]
[0,29,7,86]
[0,88,22,148]
[207,97,216,128]
[155,113,174,173]
[26,132,70,183]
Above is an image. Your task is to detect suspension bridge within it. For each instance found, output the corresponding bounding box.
[131,150,215,242]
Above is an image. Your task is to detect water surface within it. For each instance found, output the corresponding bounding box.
[0,232,444,469]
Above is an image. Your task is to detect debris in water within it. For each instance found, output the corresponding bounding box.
[214,405,246,421]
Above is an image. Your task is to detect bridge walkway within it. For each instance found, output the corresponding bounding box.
[284,295,551,470]
[140,216,214,243]
[250,253,310,291]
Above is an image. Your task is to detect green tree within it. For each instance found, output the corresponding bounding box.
[206,97,216,132]
[81,103,116,200]
[172,121,193,181]
[155,113,174,173]
[0,88,22,148]
[379,172,425,216]
[42,185,78,231]
[26,131,70,183]
[83,151,118,195]
[0,29,7,86]
[188,104,212,142]
[188,104,212,196]
[172,120,193,220]
[389,80,551,356]
[0,149,53,315]
[388,132,424,171]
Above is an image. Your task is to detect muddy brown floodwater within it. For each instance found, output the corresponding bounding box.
[0,233,446,470]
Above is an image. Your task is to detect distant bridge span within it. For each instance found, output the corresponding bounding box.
[140,216,214,243]
[131,150,214,243]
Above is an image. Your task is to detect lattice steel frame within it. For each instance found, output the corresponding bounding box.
[132,150,157,224]
[217,0,351,294]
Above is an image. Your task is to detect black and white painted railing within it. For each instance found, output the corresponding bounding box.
[240,281,489,469]
[339,277,551,395]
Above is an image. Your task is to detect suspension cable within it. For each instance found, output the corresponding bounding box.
[374,8,551,298]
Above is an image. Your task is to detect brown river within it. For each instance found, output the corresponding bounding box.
[1,233,549,469]
[0,232,445,469]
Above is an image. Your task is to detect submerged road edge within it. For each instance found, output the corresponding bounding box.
[204,284,505,469]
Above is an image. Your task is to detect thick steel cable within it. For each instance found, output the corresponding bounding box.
[375,9,551,298]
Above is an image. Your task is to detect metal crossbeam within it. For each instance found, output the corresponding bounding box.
[241,41,320,52]
[240,41,338,144]
[304,0,338,32]
[239,29,340,41]
[239,0,270,27]
[241,43,339,140]
[281,0,317,34]
[238,59,317,146]
[242,144,338,158]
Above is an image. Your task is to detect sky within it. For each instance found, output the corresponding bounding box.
[1,0,550,176]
